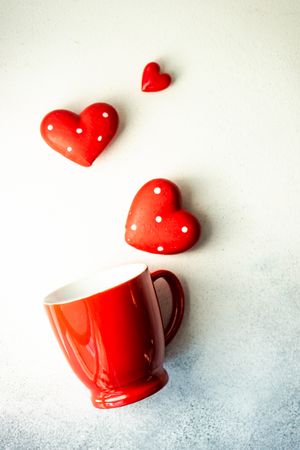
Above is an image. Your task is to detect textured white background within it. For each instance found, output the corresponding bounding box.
[1,1,300,449]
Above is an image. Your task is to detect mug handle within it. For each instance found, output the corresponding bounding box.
[151,270,185,346]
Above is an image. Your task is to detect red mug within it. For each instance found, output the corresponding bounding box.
[44,263,184,409]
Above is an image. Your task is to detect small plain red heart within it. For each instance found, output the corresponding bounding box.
[141,62,172,92]
[125,179,201,254]
[40,103,119,167]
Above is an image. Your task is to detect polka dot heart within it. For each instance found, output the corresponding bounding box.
[40,103,119,167]
[125,179,201,254]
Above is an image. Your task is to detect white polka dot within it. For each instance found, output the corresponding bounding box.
[155,216,162,223]
[157,246,164,252]
[130,224,137,231]
[67,146,72,152]
[154,187,161,194]
[76,128,83,134]
[47,124,53,131]
[102,112,109,118]
[181,226,188,233]
[97,135,103,142]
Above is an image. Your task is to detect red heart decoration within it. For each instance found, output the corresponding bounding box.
[141,62,172,92]
[40,103,119,167]
[125,179,201,254]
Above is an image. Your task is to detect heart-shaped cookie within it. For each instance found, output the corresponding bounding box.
[40,103,119,167]
[125,179,201,254]
[141,62,172,92]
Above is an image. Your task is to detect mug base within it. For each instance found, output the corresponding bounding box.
[91,369,169,409]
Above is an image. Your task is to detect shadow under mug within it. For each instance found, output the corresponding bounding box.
[44,263,184,409]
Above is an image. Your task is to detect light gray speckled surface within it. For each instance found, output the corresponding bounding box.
[1,1,300,449]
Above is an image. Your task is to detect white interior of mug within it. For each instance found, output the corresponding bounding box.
[44,263,147,305]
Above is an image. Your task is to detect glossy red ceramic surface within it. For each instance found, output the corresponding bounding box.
[40,102,119,166]
[141,62,172,92]
[125,178,201,254]
[45,267,184,408]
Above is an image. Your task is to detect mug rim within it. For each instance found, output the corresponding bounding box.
[44,263,148,306]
